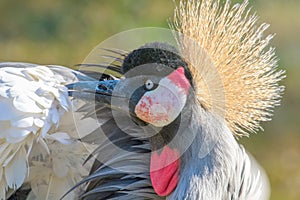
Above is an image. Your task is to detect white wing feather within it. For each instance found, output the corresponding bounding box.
[26,140,90,200]
[0,63,94,199]
[4,146,27,190]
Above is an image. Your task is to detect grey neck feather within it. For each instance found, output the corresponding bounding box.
[168,103,268,200]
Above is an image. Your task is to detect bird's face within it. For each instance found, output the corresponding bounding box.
[127,66,191,128]
[121,43,192,129]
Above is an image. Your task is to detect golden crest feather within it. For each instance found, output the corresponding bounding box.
[172,0,285,136]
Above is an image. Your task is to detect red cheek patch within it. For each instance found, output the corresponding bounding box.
[150,145,180,196]
[167,66,191,94]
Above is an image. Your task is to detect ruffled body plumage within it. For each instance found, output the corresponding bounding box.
[0,63,93,200]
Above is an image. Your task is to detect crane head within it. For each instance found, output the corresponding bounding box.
[122,43,192,128]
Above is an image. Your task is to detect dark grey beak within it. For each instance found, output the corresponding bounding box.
[66,80,120,103]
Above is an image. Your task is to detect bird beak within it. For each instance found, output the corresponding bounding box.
[66,80,120,103]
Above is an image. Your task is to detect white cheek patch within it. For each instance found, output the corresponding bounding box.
[135,76,188,127]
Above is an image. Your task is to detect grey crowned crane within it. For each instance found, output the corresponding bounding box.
[68,0,284,199]
[0,0,284,199]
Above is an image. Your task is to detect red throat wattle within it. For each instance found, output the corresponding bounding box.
[150,145,180,196]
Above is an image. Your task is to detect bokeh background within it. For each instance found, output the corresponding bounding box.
[0,0,299,199]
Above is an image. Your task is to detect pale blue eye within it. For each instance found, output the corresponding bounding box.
[145,79,154,90]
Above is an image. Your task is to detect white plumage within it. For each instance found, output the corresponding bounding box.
[0,63,92,200]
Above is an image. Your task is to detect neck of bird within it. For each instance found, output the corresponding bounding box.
[155,96,240,198]
[182,102,239,165]
[150,93,239,160]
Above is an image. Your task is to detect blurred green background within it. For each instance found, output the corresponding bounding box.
[0,0,299,199]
